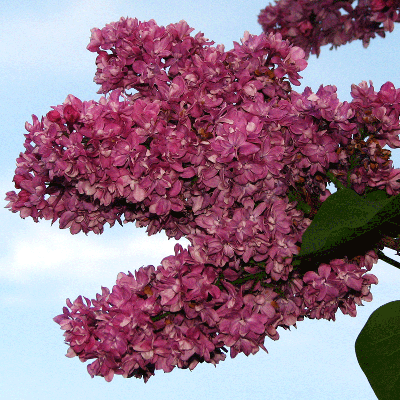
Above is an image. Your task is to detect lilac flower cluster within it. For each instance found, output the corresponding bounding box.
[258,0,400,58]
[54,244,379,382]
[6,17,400,381]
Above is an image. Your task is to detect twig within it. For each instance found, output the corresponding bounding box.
[377,250,400,270]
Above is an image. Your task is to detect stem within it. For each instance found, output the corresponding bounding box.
[377,250,400,270]
[226,271,267,286]
[326,170,347,190]
[378,235,400,254]
[151,311,172,322]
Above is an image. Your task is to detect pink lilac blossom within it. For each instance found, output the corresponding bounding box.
[6,18,400,381]
[258,0,400,58]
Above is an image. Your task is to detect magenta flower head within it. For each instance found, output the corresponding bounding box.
[7,16,400,381]
[258,0,400,58]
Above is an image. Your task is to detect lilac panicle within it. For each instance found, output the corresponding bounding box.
[6,17,400,381]
[258,0,400,58]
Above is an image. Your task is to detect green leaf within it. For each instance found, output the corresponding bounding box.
[291,188,400,272]
[355,301,400,400]
[287,186,312,215]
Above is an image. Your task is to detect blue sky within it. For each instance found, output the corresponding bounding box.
[1,1,400,399]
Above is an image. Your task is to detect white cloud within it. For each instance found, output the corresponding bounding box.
[1,168,189,287]
[1,219,190,284]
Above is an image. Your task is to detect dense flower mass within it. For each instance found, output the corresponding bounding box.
[53,243,379,382]
[6,16,400,381]
[259,0,400,58]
